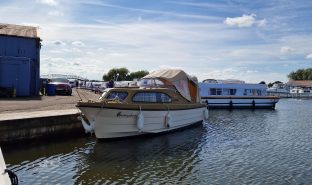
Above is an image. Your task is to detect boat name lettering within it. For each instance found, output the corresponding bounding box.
[116,112,136,118]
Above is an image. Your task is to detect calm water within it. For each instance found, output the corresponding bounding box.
[2,99,312,185]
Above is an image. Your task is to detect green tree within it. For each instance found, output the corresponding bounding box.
[268,83,273,88]
[129,70,149,80]
[288,68,312,80]
[102,68,130,81]
[102,68,149,81]
[268,81,283,88]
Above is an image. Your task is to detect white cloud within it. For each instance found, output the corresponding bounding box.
[73,61,81,66]
[306,53,312,59]
[257,19,267,27]
[37,0,58,6]
[86,51,94,55]
[280,46,293,54]
[1,0,307,82]
[71,41,86,47]
[158,65,183,70]
[48,10,64,17]
[224,14,256,27]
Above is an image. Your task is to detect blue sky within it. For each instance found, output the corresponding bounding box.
[1,0,312,82]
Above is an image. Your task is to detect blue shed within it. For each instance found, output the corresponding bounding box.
[0,23,41,97]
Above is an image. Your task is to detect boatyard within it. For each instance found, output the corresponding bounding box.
[1,0,312,184]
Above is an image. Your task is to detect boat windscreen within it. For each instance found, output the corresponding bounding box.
[138,78,165,87]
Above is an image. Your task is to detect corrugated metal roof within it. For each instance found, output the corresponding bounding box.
[0,23,38,38]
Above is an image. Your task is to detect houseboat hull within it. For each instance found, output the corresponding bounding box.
[78,106,207,139]
[201,96,279,109]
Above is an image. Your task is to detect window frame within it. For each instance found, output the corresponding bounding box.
[106,91,129,100]
[132,91,172,103]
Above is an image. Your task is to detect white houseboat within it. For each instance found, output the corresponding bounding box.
[77,69,208,139]
[199,79,279,109]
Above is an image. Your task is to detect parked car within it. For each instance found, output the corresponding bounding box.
[68,79,76,88]
[50,78,72,95]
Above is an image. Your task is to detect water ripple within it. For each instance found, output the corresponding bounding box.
[2,99,312,184]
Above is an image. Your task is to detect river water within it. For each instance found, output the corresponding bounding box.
[2,99,312,184]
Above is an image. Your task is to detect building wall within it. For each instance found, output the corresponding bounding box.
[0,57,31,96]
[0,35,40,96]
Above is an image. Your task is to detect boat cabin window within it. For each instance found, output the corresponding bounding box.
[243,89,263,96]
[132,92,172,103]
[209,88,222,95]
[106,91,128,100]
[223,88,237,95]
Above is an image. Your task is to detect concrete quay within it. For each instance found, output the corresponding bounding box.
[0,89,100,144]
[0,109,83,144]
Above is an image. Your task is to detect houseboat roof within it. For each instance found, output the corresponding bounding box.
[202,79,245,84]
[0,23,38,38]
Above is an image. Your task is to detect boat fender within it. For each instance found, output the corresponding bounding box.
[137,111,144,132]
[80,116,95,134]
[203,108,209,120]
[165,112,172,128]
[252,100,255,109]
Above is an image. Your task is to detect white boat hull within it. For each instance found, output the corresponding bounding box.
[201,97,279,109]
[79,107,207,139]
[0,147,11,185]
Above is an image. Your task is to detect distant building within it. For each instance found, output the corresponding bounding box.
[286,80,312,89]
[0,23,41,96]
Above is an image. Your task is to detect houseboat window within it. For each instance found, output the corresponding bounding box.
[244,89,262,96]
[230,89,236,95]
[223,88,237,95]
[243,89,253,96]
[209,88,222,95]
[106,91,128,100]
[132,92,172,103]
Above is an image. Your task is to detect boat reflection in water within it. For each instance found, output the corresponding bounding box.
[74,124,204,184]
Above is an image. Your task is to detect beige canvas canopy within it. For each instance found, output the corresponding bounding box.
[143,69,199,102]
[143,69,190,83]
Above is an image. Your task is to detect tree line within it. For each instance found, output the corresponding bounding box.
[102,68,149,81]
[287,68,312,80]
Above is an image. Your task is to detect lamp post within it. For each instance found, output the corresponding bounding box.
[115,73,119,81]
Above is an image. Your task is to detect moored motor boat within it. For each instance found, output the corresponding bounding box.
[77,69,208,139]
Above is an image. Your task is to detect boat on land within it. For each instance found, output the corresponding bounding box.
[0,147,12,185]
[76,69,208,139]
[199,79,279,109]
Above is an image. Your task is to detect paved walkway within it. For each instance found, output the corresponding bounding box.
[0,89,100,114]
[0,109,80,121]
